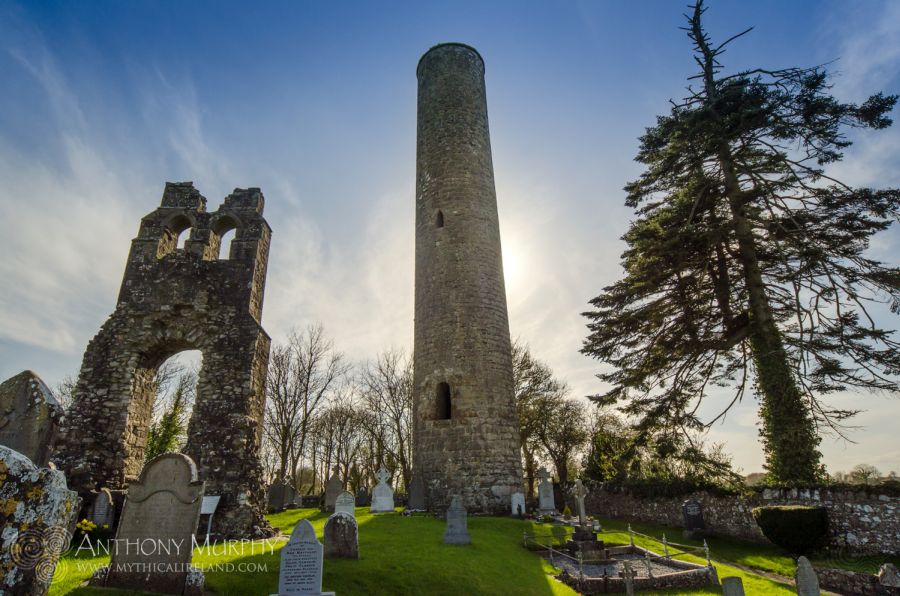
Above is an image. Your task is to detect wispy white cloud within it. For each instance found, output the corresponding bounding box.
[0,44,136,353]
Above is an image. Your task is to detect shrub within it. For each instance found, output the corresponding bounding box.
[562,504,572,518]
[752,505,828,554]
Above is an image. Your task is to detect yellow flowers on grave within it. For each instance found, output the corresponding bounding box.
[75,518,97,535]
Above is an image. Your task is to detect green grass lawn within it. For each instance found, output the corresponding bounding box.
[48,509,898,595]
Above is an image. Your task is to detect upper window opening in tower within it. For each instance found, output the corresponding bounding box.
[212,216,239,260]
[218,228,236,260]
[436,210,444,228]
[175,229,190,250]
[436,382,451,420]
[157,214,193,259]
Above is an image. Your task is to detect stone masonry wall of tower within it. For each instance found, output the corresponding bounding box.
[412,43,524,512]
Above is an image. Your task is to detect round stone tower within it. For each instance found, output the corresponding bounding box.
[413,43,523,512]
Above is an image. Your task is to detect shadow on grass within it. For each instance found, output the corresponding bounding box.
[220,509,571,596]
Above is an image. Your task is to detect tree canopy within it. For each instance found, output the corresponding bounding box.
[582,1,900,484]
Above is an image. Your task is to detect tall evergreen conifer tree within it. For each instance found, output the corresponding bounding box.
[582,1,900,484]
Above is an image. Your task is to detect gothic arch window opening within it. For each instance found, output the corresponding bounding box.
[436,210,444,228]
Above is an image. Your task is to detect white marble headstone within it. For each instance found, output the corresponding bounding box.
[274,519,334,596]
[334,491,355,517]
[369,466,395,513]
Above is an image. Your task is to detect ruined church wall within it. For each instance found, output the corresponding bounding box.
[52,182,274,538]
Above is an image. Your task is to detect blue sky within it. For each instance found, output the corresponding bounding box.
[1,1,898,474]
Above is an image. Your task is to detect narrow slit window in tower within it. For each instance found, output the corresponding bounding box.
[436,210,444,228]
[436,382,451,420]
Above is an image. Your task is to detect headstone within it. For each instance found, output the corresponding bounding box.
[511,492,526,517]
[0,446,79,596]
[408,473,426,510]
[573,479,588,526]
[682,499,705,538]
[795,556,820,596]
[370,466,395,513]
[324,512,359,560]
[97,453,205,595]
[879,563,900,587]
[537,467,555,513]
[273,518,334,596]
[0,371,63,467]
[89,487,116,530]
[268,480,296,512]
[284,483,298,508]
[355,487,370,507]
[443,495,471,545]
[268,482,286,512]
[721,576,745,596]
[323,466,343,512]
[334,491,355,517]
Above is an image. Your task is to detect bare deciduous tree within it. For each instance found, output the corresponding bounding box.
[263,324,349,485]
[359,348,413,490]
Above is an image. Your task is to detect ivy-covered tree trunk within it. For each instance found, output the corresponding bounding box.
[723,152,821,482]
[698,13,822,482]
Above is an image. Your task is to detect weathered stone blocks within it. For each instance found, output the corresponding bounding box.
[412,43,523,513]
[52,182,274,538]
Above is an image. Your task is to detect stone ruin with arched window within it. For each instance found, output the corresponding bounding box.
[52,181,274,538]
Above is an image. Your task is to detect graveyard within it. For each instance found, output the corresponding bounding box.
[42,506,899,595]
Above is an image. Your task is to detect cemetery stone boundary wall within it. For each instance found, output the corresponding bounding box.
[585,486,899,555]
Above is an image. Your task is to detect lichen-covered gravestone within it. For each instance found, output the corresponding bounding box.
[795,556,820,596]
[334,491,355,518]
[324,512,358,560]
[0,445,79,596]
[95,453,205,595]
[89,488,116,530]
[0,371,63,467]
[370,466,394,513]
[323,466,343,512]
[443,495,471,545]
[537,467,555,513]
[273,518,335,596]
[682,499,705,539]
